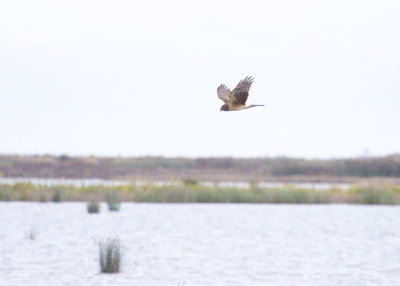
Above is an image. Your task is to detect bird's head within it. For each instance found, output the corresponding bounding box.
[220,104,229,112]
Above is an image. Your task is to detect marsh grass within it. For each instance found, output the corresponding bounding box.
[0,187,14,201]
[183,178,198,186]
[87,201,100,213]
[105,193,121,211]
[99,238,122,273]
[38,193,48,202]
[350,187,400,204]
[52,190,62,202]
[28,227,37,240]
[2,181,400,204]
[14,182,34,198]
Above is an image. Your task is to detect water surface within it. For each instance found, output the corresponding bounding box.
[0,203,399,286]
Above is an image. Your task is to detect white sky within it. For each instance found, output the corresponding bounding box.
[0,0,399,158]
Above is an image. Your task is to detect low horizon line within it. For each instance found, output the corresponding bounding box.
[0,152,398,160]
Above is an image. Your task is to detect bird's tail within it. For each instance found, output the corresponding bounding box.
[249,104,265,108]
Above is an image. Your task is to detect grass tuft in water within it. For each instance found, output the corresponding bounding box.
[87,201,100,213]
[28,227,37,240]
[99,238,122,273]
[105,193,121,211]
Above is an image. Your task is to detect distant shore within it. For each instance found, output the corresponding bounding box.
[1,154,400,183]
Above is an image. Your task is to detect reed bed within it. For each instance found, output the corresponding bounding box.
[1,181,400,204]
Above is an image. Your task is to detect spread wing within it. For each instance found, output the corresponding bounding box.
[217,84,231,103]
[229,76,254,105]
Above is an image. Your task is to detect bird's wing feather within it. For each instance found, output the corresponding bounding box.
[229,76,254,105]
[217,84,231,103]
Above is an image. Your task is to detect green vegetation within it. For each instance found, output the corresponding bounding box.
[99,238,122,273]
[349,187,400,204]
[87,201,101,213]
[105,193,121,211]
[183,178,198,186]
[0,187,13,201]
[1,181,400,204]
[52,190,62,202]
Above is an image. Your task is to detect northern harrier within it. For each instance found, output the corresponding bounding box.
[217,76,264,111]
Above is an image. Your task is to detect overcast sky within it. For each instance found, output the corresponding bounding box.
[0,0,399,158]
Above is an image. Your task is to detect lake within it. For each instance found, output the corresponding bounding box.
[1,203,399,286]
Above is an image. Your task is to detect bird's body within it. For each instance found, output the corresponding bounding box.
[217,76,264,112]
[220,103,264,111]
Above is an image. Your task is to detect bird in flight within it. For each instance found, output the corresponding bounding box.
[217,76,264,112]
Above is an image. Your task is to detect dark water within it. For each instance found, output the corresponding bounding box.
[0,203,399,286]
